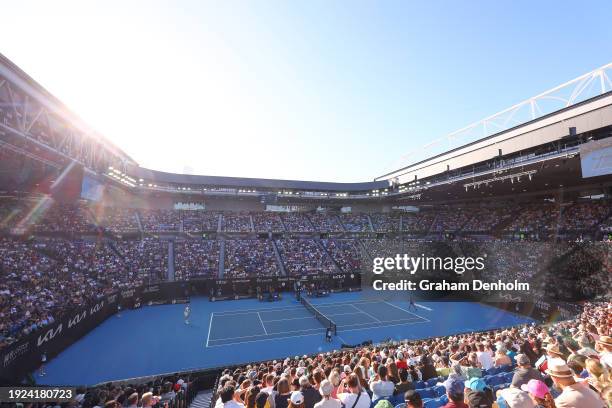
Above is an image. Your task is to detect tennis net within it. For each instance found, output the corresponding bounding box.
[300,297,337,335]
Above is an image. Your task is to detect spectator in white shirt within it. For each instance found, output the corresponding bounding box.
[369,366,395,401]
[476,343,494,370]
[338,374,371,408]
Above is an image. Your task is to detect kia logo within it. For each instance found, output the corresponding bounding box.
[37,324,63,347]
[89,301,104,315]
[68,311,87,328]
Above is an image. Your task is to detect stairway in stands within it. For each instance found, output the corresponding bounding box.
[190,390,214,408]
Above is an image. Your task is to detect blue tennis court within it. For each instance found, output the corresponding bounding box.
[207,299,429,347]
[35,292,534,385]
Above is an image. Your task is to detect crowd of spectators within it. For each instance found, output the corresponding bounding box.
[223,213,253,233]
[29,374,191,408]
[308,214,344,233]
[225,239,280,277]
[559,202,611,231]
[174,240,219,279]
[139,210,181,232]
[461,208,513,233]
[213,301,611,408]
[0,197,29,231]
[339,214,372,232]
[401,213,436,233]
[430,210,474,233]
[0,237,151,349]
[371,214,401,233]
[504,203,561,233]
[183,211,220,232]
[282,213,315,232]
[2,196,611,238]
[253,213,285,233]
[92,206,140,233]
[276,239,337,275]
[322,239,363,273]
[34,202,95,233]
[115,238,168,282]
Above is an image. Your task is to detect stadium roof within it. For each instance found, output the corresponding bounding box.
[129,166,389,192]
[0,52,136,166]
[380,62,612,181]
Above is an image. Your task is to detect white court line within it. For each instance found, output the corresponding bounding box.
[205,313,214,347]
[207,318,429,347]
[209,315,424,343]
[350,303,383,323]
[415,303,432,311]
[257,312,268,335]
[383,301,431,323]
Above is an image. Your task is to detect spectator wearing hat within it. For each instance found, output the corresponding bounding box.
[403,390,423,408]
[338,374,371,408]
[314,380,340,408]
[511,354,543,388]
[373,400,394,408]
[369,365,394,401]
[496,387,536,408]
[545,344,566,361]
[463,377,493,408]
[520,379,555,408]
[547,358,605,408]
[288,392,305,408]
[596,336,612,369]
[441,377,467,408]
[299,376,322,408]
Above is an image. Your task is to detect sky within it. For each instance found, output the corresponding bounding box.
[2,0,612,182]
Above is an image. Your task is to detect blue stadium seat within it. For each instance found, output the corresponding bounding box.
[394,404,405,408]
[485,375,505,386]
[425,377,439,387]
[390,395,404,406]
[485,367,499,376]
[417,388,436,399]
[414,381,426,389]
[433,385,446,397]
[501,372,514,383]
[498,364,512,373]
